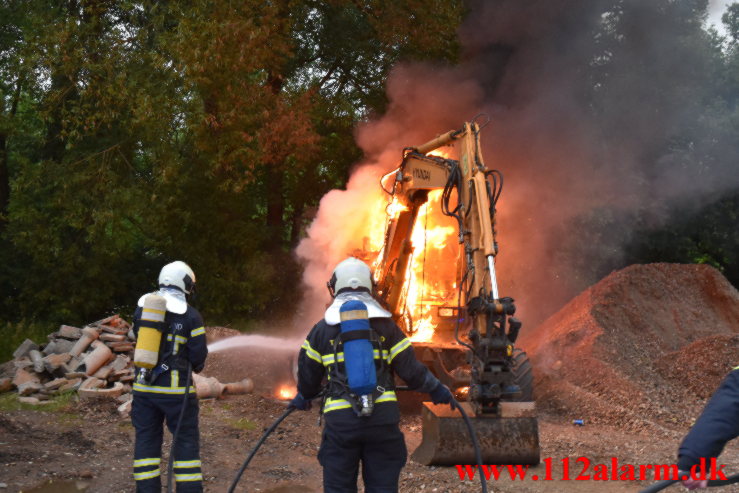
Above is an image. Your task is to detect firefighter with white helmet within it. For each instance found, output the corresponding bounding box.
[131,261,208,492]
[292,257,453,493]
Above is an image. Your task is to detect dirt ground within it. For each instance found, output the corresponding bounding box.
[1,263,738,493]
[1,386,738,493]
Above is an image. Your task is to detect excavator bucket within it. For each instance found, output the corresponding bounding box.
[411,402,540,466]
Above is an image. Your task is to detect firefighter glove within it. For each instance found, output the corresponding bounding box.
[430,383,454,409]
[682,477,708,490]
[289,393,312,411]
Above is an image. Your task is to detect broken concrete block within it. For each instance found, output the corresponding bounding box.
[224,378,255,395]
[42,339,75,356]
[79,381,124,400]
[192,373,224,399]
[29,350,45,374]
[44,378,68,391]
[55,339,75,354]
[57,325,82,340]
[13,368,39,387]
[18,382,44,396]
[119,374,135,383]
[92,365,113,380]
[100,333,126,342]
[116,392,132,403]
[80,377,105,390]
[13,339,39,359]
[93,315,118,327]
[110,355,130,372]
[60,378,82,392]
[79,341,113,376]
[19,396,52,405]
[42,341,56,355]
[108,342,134,352]
[100,325,128,335]
[69,327,100,357]
[43,353,72,374]
[118,399,132,417]
[0,377,13,393]
[13,357,33,370]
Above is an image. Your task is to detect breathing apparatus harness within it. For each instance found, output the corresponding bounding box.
[324,300,395,417]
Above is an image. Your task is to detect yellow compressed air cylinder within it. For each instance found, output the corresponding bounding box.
[134,294,167,369]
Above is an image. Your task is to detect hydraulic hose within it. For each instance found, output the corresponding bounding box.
[638,472,739,493]
[167,363,192,493]
[451,398,489,493]
[228,406,296,493]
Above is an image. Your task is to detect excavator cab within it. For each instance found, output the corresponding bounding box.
[371,118,540,466]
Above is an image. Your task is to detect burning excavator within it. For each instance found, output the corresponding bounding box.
[363,117,540,465]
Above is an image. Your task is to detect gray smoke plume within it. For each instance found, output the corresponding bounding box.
[296,0,738,332]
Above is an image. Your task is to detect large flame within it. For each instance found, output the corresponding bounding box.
[367,185,460,342]
[296,138,462,344]
[402,189,459,342]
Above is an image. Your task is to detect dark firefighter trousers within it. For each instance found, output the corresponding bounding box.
[132,393,202,493]
[318,422,407,493]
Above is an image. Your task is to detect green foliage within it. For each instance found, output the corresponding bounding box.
[0,0,736,343]
[226,417,257,431]
[0,0,464,335]
[0,389,77,413]
[0,320,54,362]
[624,192,739,285]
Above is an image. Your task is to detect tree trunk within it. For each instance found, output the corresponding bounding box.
[0,75,24,224]
[266,165,285,245]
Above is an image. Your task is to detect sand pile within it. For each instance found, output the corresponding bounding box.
[522,263,739,431]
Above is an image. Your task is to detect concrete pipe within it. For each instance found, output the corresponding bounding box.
[70,327,100,357]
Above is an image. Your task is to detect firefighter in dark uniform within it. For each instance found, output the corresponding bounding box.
[291,257,454,493]
[677,365,739,490]
[131,261,208,492]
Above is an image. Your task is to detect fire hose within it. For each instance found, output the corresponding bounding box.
[451,397,489,493]
[227,397,490,493]
[228,406,296,493]
[167,362,192,493]
[638,472,739,492]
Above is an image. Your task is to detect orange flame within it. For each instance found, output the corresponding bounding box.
[276,385,296,400]
[404,190,458,341]
[356,154,460,343]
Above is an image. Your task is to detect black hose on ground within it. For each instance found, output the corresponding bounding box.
[451,398,489,493]
[638,472,739,492]
[228,406,296,493]
[167,363,192,493]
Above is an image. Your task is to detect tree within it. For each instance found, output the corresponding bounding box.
[0,0,464,327]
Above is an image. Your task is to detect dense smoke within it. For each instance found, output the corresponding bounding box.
[296,0,738,332]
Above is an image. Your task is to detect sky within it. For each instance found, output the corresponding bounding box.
[707,0,731,35]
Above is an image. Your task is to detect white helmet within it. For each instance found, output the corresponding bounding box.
[158,261,196,295]
[328,257,373,297]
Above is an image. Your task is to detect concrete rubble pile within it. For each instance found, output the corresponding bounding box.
[0,315,136,411]
[0,315,254,416]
